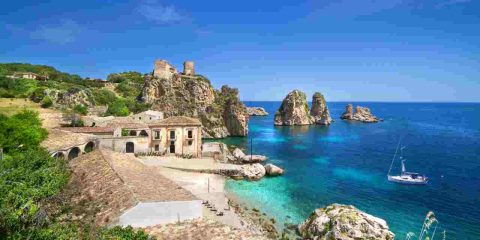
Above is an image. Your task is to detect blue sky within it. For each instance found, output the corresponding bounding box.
[1,0,479,102]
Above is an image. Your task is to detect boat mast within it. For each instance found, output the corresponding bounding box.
[387,139,401,176]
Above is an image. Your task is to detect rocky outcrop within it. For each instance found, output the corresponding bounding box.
[231,148,267,164]
[340,104,379,123]
[264,164,284,176]
[45,88,95,108]
[246,107,269,116]
[142,61,248,138]
[310,92,332,125]
[298,204,394,240]
[274,90,314,126]
[241,163,266,181]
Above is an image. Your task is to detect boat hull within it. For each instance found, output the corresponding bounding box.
[388,175,428,185]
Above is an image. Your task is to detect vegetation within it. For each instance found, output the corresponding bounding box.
[0,110,151,239]
[106,99,130,116]
[40,96,53,108]
[73,104,88,116]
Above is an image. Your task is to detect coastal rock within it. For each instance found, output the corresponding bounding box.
[264,164,284,176]
[298,204,395,240]
[246,107,269,116]
[274,90,314,126]
[341,104,379,123]
[142,61,248,138]
[241,163,266,181]
[241,155,267,164]
[233,148,246,159]
[310,92,332,125]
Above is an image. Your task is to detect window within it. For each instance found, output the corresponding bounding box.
[188,140,193,146]
[170,130,175,139]
[155,144,159,151]
[139,117,142,120]
[129,130,137,136]
[154,130,160,140]
[187,130,193,139]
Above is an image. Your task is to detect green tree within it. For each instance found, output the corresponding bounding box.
[106,99,129,116]
[0,110,47,153]
[93,89,117,105]
[40,96,53,108]
[73,104,88,116]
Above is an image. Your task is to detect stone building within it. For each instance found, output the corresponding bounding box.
[7,72,49,81]
[41,129,100,160]
[183,61,195,76]
[62,116,203,157]
[131,110,164,122]
[153,60,177,79]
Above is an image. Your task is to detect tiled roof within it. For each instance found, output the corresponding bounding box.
[58,127,114,133]
[149,116,202,127]
[41,129,98,152]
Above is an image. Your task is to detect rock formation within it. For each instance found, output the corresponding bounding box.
[340,104,379,123]
[298,204,394,240]
[274,90,314,126]
[246,107,269,116]
[310,92,332,125]
[274,90,332,126]
[232,148,267,164]
[142,60,248,138]
[44,88,95,108]
[241,163,266,181]
[264,164,284,176]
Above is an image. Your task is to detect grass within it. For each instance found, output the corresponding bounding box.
[0,98,42,115]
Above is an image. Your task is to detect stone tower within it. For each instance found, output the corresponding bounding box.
[154,59,177,79]
[183,61,195,76]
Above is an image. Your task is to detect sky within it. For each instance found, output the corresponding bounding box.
[1,0,479,102]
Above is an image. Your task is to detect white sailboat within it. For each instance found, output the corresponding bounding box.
[387,142,428,185]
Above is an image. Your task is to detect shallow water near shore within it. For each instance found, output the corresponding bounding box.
[222,101,480,239]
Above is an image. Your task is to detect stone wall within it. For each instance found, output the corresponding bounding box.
[153,59,177,79]
[183,61,195,76]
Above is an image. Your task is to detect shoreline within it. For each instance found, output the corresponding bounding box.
[145,160,280,238]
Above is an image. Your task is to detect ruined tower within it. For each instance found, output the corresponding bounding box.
[153,59,177,79]
[183,61,195,76]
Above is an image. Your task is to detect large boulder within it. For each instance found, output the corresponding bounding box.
[341,104,379,123]
[246,107,269,116]
[310,92,332,125]
[298,204,394,240]
[264,164,284,176]
[232,148,246,159]
[240,163,266,181]
[242,155,267,163]
[274,90,314,126]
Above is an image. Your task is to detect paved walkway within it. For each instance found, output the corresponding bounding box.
[140,156,241,173]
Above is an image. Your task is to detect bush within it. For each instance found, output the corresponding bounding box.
[30,87,47,103]
[73,104,88,115]
[96,226,150,240]
[0,110,48,153]
[41,96,53,108]
[106,99,129,117]
[93,89,117,106]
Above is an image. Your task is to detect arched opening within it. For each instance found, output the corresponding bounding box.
[129,130,137,136]
[84,141,95,153]
[53,152,65,159]
[139,130,148,137]
[91,122,96,127]
[126,142,135,153]
[68,147,81,160]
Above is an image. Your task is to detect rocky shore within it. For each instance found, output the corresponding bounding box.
[246,107,269,116]
[340,104,379,123]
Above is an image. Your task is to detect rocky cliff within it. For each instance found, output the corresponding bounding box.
[340,104,379,123]
[298,204,395,240]
[310,92,332,125]
[141,71,248,138]
[246,107,269,116]
[45,88,95,108]
[274,90,332,126]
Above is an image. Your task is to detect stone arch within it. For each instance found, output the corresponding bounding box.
[126,142,135,153]
[53,152,65,159]
[139,130,148,137]
[68,147,81,160]
[129,130,137,136]
[84,141,95,153]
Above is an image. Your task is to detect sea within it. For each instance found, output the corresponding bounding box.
[219,102,480,240]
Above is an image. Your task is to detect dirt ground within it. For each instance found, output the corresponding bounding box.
[0,98,65,128]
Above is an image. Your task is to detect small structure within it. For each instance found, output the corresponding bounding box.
[154,60,177,79]
[183,61,195,76]
[131,110,164,122]
[41,129,100,160]
[7,72,49,81]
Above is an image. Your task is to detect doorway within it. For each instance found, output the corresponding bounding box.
[126,142,135,153]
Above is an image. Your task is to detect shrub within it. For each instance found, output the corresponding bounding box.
[0,110,48,153]
[73,104,88,115]
[41,96,53,108]
[96,226,150,240]
[106,99,129,117]
[93,89,117,106]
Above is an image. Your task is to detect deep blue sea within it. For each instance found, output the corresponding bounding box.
[221,102,480,240]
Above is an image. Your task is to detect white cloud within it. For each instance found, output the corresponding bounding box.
[137,0,184,24]
[30,20,82,44]
[436,0,471,8]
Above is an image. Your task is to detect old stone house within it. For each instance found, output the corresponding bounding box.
[63,116,202,157]
[7,72,49,81]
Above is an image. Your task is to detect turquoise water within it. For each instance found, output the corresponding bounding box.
[222,102,480,239]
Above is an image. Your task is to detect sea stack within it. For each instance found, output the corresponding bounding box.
[246,107,269,116]
[274,90,314,126]
[310,92,332,125]
[340,104,379,123]
[298,204,395,240]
